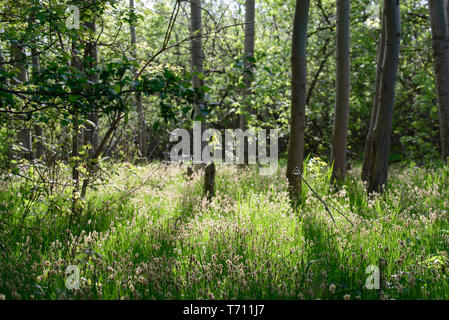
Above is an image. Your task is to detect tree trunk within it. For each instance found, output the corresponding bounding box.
[12,43,32,160]
[240,0,255,165]
[331,0,351,182]
[287,0,310,201]
[367,0,401,194]
[31,36,44,159]
[191,0,215,198]
[84,19,99,157]
[191,0,205,116]
[71,39,82,216]
[130,0,148,160]
[445,0,449,35]
[0,44,4,112]
[362,10,386,182]
[429,0,449,160]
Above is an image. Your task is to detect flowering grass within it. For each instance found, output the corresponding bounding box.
[1,158,449,300]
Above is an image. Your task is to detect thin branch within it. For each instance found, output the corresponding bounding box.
[293,167,354,226]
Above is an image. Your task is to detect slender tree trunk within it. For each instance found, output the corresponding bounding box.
[71,40,81,216]
[0,45,8,161]
[191,0,205,118]
[84,19,99,157]
[240,0,255,165]
[191,0,215,198]
[191,0,205,155]
[429,0,449,160]
[331,0,351,182]
[287,0,310,201]
[445,0,449,35]
[367,0,401,194]
[130,0,148,160]
[362,10,386,182]
[12,43,32,160]
[0,44,4,112]
[31,36,44,159]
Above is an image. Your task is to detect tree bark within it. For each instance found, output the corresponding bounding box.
[12,43,32,160]
[367,0,401,194]
[31,36,44,159]
[362,10,386,182]
[84,19,99,157]
[331,0,351,182]
[191,0,215,198]
[0,44,4,112]
[445,0,449,36]
[130,0,148,160]
[429,0,449,160]
[240,0,255,165]
[287,0,310,201]
[71,39,82,216]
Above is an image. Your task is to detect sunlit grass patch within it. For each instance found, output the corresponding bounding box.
[1,160,449,299]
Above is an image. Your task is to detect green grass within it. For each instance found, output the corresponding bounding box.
[1,159,449,300]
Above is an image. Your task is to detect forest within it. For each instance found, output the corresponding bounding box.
[1,0,449,302]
